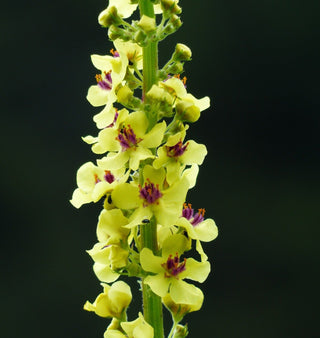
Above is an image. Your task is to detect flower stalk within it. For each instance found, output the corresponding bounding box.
[139,0,158,94]
[141,216,164,338]
[71,1,218,337]
[139,1,164,336]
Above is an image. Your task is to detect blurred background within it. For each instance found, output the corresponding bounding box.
[1,0,319,337]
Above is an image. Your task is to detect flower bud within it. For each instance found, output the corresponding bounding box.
[176,100,200,123]
[98,6,122,28]
[146,84,173,105]
[162,288,203,321]
[138,15,156,33]
[172,43,192,62]
[116,85,141,108]
[84,281,132,319]
[133,29,147,45]
[158,69,169,81]
[108,25,131,42]
[117,85,133,105]
[167,61,184,74]
[173,324,189,338]
[169,14,182,29]
[108,245,129,270]
[161,0,182,15]
[163,14,182,35]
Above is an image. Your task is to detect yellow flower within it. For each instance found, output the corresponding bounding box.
[98,0,163,20]
[111,165,189,227]
[87,242,128,282]
[153,128,207,185]
[93,105,118,130]
[86,208,133,282]
[160,77,210,122]
[84,281,132,318]
[104,313,154,338]
[96,208,131,244]
[140,234,210,304]
[86,51,127,107]
[177,203,218,242]
[121,312,154,338]
[99,0,138,19]
[175,203,218,261]
[70,161,129,208]
[94,111,166,171]
[162,287,203,321]
[114,39,143,70]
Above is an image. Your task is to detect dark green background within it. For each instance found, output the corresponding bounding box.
[1,1,319,337]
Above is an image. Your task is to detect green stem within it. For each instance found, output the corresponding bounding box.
[138,3,163,337]
[141,217,164,338]
[139,0,158,95]
[142,41,158,94]
[168,320,178,338]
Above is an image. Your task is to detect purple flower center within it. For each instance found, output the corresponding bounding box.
[139,179,163,206]
[166,140,189,158]
[116,124,141,151]
[95,71,112,91]
[104,170,115,184]
[162,253,186,278]
[182,203,205,226]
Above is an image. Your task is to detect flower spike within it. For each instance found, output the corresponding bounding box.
[71,1,218,337]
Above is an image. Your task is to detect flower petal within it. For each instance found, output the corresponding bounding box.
[140,248,164,274]
[162,234,190,257]
[112,183,140,209]
[194,218,218,242]
[70,188,92,208]
[179,258,210,283]
[87,85,109,107]
[97,152,129,170]
[180,140,207,165]
[170,279,204,305]
[128,147,154,171]
[93,262,119,283]
[144,274,170,297]
[140,121,166,148]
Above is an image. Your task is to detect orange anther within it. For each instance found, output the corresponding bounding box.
[95,74,102,83]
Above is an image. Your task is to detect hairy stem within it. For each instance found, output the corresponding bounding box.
[139,1,164,337]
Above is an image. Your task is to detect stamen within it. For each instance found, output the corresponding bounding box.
[104,170,115,184]
[182,203,194,220]
[95,71,112,90]
[116,124,141,151]
[110,48,120,57]
[182,203,205,226]
[191,208,205,226]
[94,173,101,184]
[166,140,189,158]
[139,179,163,206]
[162,252,186,278]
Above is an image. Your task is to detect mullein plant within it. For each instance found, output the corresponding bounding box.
[70,0,218,337]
